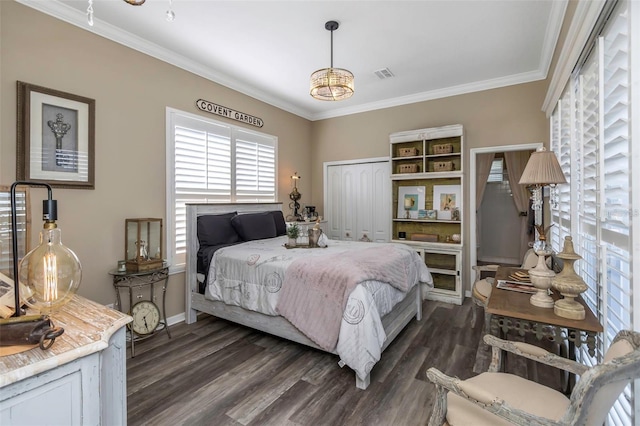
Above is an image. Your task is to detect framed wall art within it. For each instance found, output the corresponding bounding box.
[397,186,425,219]
[17,82,95,189]
[433,184,461,220]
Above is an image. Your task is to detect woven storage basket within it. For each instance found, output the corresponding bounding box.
[398,164,419,174]
[433,143,453,154]
[433,161,454,172]
[398,147,418,157]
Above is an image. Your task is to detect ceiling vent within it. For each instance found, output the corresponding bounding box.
[374,68,394,80]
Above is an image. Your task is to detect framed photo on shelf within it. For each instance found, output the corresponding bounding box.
[397,186,425,219]
[433,184,461,219]
[425,209,437,220]
[17,82,95,189]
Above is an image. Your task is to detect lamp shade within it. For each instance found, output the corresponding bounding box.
[519,147,567,186]
[310,68,355,101]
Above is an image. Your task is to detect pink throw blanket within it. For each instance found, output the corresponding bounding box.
[276,245,416,351]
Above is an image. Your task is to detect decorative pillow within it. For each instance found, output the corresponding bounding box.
[270,210,287,236]
[231,212,277,241]
[197,212,240,247]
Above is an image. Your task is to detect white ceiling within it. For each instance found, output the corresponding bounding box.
[18,0,567,121]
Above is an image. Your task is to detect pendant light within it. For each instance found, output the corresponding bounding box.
[310,21,355,101]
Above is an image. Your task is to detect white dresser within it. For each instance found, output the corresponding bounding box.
[0,295,131,425]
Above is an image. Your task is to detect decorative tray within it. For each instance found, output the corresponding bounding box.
[283,243,326,249]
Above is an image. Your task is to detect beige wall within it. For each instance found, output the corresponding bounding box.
[0,1,312,317]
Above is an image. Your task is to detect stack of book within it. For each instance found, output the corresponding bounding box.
[496,270,536,294]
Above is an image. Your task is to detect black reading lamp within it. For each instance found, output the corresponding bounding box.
[0,181,81,350]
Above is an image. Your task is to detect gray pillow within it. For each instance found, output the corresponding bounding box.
[231,212,277,241]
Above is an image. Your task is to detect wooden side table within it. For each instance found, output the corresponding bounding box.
[486,266,603,391]
[487,267,602,354]
[108,265,171,356]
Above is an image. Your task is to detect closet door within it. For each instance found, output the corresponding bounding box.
[325,160,390,242]
[326,165,343,240]
[370,162,390,242]
[340,166,358,241]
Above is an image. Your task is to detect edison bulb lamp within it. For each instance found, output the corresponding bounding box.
[18,202,82,315]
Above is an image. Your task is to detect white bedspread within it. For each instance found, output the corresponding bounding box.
[205,235,433,381]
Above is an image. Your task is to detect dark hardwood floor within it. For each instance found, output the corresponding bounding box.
[126,299,559,425]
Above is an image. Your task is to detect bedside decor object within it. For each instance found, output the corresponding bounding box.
[125,218,163,272]
[286,223,300,247]
[451,233,461,243]
[552,236,588,320]
[17,82,95,189]
[310,21,355,101]
[1,181,82,351]
[519,146,566,308]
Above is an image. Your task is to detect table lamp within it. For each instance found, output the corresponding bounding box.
[518,147,567,308]
[0,181,82,350]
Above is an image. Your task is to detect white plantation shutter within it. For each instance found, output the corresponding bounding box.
[550,1,637,423]
[235,129,276,201]
[167,110,277,268]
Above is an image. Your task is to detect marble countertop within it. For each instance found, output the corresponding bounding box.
[0,295,132,387]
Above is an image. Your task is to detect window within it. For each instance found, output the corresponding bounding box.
[487,158,505,182]
[166,108,277,270]
[549,1,638,423]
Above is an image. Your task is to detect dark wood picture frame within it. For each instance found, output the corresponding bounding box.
[17,81,95,189]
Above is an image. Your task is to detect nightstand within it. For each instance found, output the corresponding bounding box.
[108,264,171,357]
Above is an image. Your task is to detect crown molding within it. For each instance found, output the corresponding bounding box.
[309,69,546,121]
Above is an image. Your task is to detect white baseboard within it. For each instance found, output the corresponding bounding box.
[167,312,185,327]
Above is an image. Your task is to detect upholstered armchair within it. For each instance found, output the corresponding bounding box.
[426,330,640,426]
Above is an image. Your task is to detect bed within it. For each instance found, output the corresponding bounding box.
[185,202,433,389]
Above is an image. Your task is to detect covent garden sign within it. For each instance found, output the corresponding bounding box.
[196,99,264,128]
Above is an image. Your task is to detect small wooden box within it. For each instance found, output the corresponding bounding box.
[398,147,418,157]
[433,161,454,172]
[410,233,438,242]
[433,143,453,154]
[398,164,419,174]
